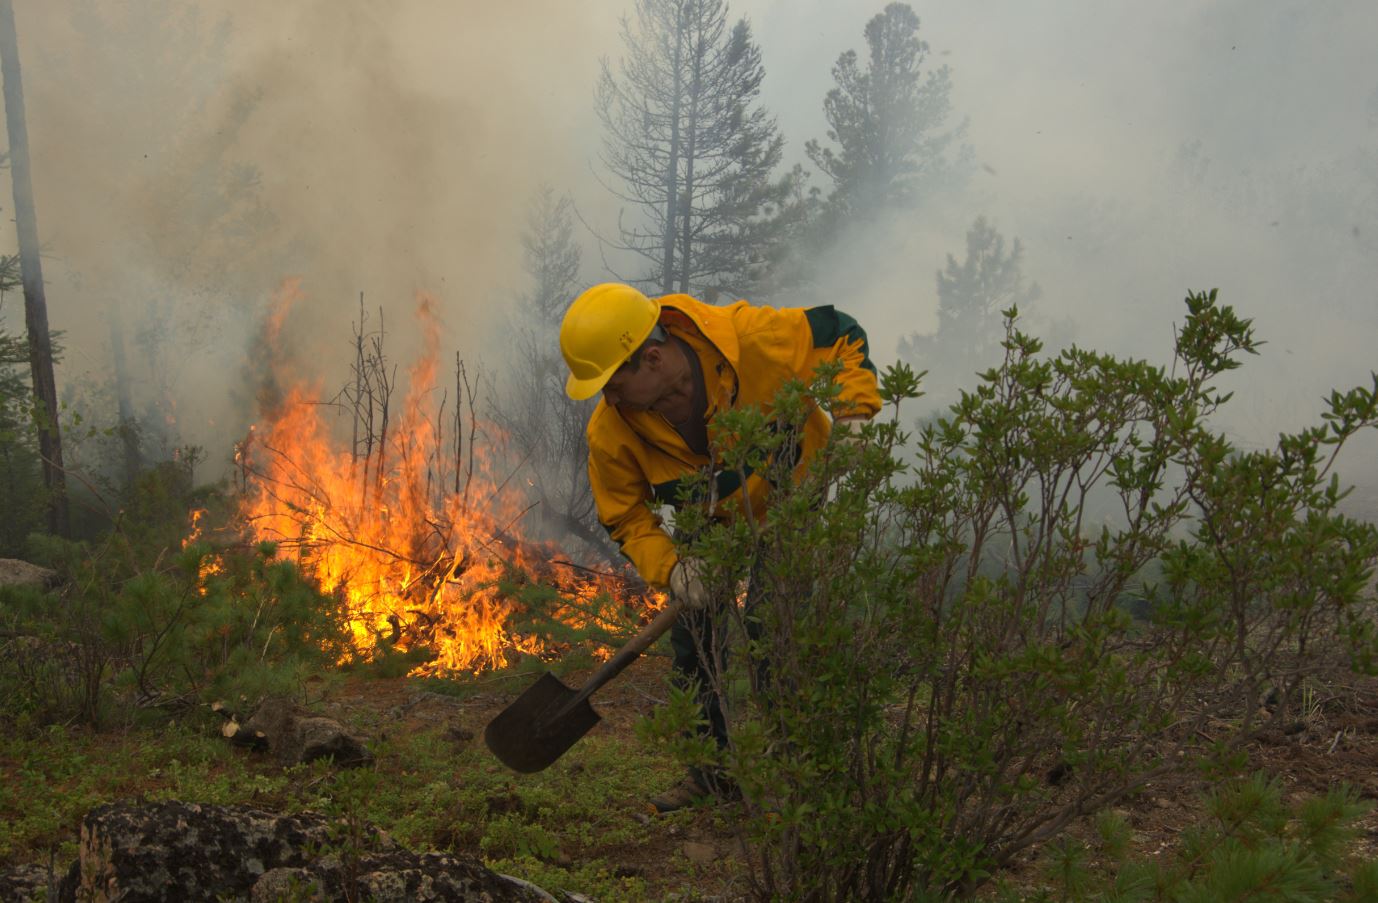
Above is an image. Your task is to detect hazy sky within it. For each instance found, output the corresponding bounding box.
[3,0,1375,509]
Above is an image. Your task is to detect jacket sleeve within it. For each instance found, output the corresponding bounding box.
[798,306,882,418]
[586,422,678,589]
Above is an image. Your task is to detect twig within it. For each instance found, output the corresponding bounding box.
[460,352,471,499]
[461,361,479,511]
[550,559,641,583]
[486,447,536,509]
[494,501,541,545]
[260,624,281,662]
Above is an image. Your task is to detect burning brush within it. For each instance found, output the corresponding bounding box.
[220,281,660,676]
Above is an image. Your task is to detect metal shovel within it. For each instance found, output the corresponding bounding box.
[484,599,683,773]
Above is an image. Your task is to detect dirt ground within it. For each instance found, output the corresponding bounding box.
[985,672,1378,894]
[328,655,758,898]
[324,653,1378,900]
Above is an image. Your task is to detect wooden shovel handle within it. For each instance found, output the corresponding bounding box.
[563,598,683,712]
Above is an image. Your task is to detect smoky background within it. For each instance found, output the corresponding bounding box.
[1,0,1373,522]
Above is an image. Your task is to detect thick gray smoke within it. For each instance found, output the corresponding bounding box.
[732,0,1378,515]
[2,1,1374,514]
[4,1,614,467]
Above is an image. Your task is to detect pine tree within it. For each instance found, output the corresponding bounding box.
[0,0,68,534]
[898,216,1040,397]
[0,256,50,554]
[805,2,968,218]
[494,188,611,557]
[596,0,796,297]
[518,187,582,320]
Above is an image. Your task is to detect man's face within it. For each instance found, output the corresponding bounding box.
[602,346,665,412]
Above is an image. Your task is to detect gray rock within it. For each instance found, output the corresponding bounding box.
[252,851,550,902]
[0,862,59,902]
[239,696,373,766]
[0,558,59,590]
[66,800,547,902]
[73,800,390,901]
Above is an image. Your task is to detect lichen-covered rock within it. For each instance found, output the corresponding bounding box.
[239,697,373,766]
[67,800,548,902]
[252,851,551,902]
[0,863,57,902]
[74,800,393,901]
[0,558,59,590]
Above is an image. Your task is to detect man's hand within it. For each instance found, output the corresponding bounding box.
[831,415,870,450]
[668,557,710,610]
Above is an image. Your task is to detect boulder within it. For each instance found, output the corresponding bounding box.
[252,851,555,902]
[231,696,372,766]
[62,800,547,902]
[0,558,59,590]
[0,863,60,902]
[72,800,376,901]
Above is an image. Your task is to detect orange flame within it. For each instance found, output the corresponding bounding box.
[182,508,224,591]
[232,282,659,675]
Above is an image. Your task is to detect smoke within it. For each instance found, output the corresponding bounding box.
[5,1,615,471]
[2,0,1374,515]
[734,0,1378,515]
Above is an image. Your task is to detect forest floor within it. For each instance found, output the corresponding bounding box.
[3,651,1377,901]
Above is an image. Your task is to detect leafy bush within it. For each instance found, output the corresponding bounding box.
[655,290,1378,900]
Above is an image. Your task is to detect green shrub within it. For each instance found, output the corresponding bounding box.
[653,290,1378,900]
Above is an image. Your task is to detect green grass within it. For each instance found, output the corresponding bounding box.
[0,719,304,865]
[3,676,1375,902]
[0,692,690,901]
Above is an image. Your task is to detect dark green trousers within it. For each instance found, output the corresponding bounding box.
[667,580,766,791]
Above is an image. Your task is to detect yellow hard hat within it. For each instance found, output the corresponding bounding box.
[560,283,661,400]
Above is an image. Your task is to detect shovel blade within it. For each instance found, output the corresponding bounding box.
[484,671,601,773]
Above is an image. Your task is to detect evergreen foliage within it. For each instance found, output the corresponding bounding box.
[0,493,352,728]
[518,186,583,322]
[650,289,1378,899]
[596,0,798,297]
[899,216,1043,406]
[997,776,1375,902]
[0,264,48,556]
[492,186,611,556]
[805,2,970,218]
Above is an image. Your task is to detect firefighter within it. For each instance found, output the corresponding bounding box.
[559,282,881,812]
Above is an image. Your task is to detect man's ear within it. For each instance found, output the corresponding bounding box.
[642,343,665,370]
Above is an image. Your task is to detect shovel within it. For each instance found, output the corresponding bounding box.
[484,598,683,773]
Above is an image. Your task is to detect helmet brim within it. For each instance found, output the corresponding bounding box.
[565,369,617,401]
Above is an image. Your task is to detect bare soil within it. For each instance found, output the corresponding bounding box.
[328,655,760,899]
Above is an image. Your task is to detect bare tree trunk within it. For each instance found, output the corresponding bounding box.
[0,0,67,535]
[108,301,141,486]
[659,0,686,294]
[460,352,471,493]
[677,11,703,295]
[351,293,362,467]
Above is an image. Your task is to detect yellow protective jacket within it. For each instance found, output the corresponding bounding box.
[586,294,881,588]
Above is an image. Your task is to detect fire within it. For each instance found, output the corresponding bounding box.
[182,508,224,590]
[231,281,661,675]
